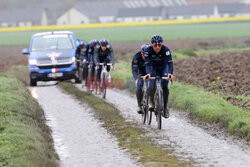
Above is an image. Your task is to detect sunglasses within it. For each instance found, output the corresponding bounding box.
[153,43,162,48]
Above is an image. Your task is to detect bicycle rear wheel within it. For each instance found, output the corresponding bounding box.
[155,90,162,129]
[101,73,106,99]
[141,90,147,124]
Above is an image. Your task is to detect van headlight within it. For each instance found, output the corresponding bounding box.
[71,57,76,63]
[29,59,37,65]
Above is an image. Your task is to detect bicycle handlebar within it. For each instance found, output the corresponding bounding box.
[98,63,112,66]
[150,77,169,80]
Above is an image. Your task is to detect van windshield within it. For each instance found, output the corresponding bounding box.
[32,34,75,51]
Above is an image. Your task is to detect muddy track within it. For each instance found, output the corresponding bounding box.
[75,84,250,167]
[29,82,140,167]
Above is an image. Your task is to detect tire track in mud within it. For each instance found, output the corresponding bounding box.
[75,85,250,167]
[28,82,140,167]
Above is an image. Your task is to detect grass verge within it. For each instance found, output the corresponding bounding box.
[58,82,193,167]
[0,74,59,167]
[111,62,250,141]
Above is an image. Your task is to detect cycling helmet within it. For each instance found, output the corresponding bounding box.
[93,39,99,46]
[140,44,149,54]
[79,40,86,48]
[89,39,99,47]
[100,38,109,46]
[76,39,81,47]
[150,35,163,44]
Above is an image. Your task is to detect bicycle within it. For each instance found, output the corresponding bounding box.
[149,76,169,129]
[95,63,112,98]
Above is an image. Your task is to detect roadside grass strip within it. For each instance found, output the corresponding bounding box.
[169,83,250,141]
[58,82,193,167]
[111,62,250,141]
[0,74,58,167]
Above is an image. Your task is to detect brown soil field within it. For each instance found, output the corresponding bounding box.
[175,51,250,110]
[112,37,250,55]
[0,46,28,72]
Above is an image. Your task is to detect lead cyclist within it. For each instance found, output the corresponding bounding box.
[144,35,174,118]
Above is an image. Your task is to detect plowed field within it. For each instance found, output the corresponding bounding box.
[175,51,250,110]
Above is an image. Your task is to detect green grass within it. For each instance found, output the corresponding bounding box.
[195,46,250,56]
[1,22,250,46]
[58,82,193,166]
[111,62,250,141]
[0,74,58,167]
[169,83,250,140]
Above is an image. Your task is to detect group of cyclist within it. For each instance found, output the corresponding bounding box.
[76,34,174,119]
[75,38,114,95]
[132,35,174,119]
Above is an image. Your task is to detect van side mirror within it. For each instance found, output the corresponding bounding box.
[22,48,29,55]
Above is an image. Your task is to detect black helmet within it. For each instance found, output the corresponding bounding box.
[79,40,86,48]
[92,39,99,47]
[140,44,149,54]
[100,38,109,46]
[150,35,163,44]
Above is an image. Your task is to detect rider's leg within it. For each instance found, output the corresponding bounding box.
[136,78,144,114]
[149,68,156,111]
[162,66,170,118]
[95,66,101,94]
[149,79,156,111]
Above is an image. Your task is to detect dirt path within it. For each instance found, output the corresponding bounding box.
[29,82,140,167]
[76,85,250,167]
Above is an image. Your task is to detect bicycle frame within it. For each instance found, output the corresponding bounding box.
[150,76,169,129]
[97,63,112,98]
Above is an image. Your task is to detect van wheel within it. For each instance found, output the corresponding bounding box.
[30,79,37,86]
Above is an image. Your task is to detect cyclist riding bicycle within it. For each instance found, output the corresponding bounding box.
[75,40,85,66]
[94,39,114,94]
[80,41,89,81]
[88,39,99,85]
[144,35,174,118]
[132,44,149,114]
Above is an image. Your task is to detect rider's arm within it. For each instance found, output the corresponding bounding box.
[167,50,173,75]
[80,47,87,61]
[93,47,99,65]
[144,50,152,75]
[108,45,115,65]
[131,53,139,80]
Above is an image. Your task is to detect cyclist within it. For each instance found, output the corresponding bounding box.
[94,38,114,94]
[144,35,174,118]
[80,40,89,82]
[131,44,149,114]
[75,40,86,82]
[88,39,99,87]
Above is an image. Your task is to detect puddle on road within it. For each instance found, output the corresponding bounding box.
[29,82,140,167]
[75,85,250,167]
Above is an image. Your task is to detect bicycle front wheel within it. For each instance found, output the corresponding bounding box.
[155,90,162,129]
[101,73,106,99]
